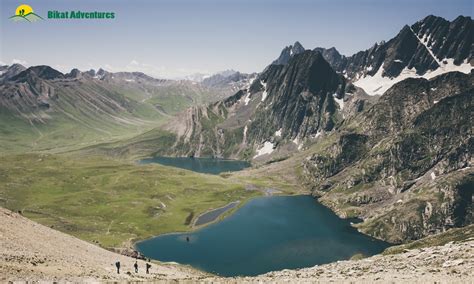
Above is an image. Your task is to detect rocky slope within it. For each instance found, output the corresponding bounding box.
[0,207,205,282]
[238,237,474,283]
[303,71,473,243]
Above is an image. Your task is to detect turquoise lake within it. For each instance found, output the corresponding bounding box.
[139,156,250,174]
[136,195,391,277]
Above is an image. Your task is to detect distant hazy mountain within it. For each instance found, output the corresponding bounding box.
[216,69,239,77]
[201,70,257,98]
[184,72,211,82]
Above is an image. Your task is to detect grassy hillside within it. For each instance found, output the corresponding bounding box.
[0,73,224,154]
[0,153,300,249]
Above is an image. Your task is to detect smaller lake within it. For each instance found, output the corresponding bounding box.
[139,156,250,174]
[136,195,391,277]
[194,201,240,226]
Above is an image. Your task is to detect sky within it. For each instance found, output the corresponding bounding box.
[0,0,472,79]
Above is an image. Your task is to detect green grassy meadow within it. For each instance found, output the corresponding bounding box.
[0,153,298,249]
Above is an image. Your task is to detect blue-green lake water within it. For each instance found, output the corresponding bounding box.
[136,195,390,277]
[139,156,250,174]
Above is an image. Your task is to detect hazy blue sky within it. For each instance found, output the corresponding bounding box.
[1,0,472,78]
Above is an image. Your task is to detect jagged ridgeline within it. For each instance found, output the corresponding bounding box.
[101,15,473,243]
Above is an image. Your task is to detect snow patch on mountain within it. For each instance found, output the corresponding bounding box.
[354,59,472,96]
[244,92,251,105]
[243,125,248,144]
[261,81,268,102]
[275,128,282,137]
[292,136,303,150]
[253,141,274,158]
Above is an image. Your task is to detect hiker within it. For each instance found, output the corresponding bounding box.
[134,261,138,273]
[115,261,120,274]
[146,262,151,274]
[186,236,190,242]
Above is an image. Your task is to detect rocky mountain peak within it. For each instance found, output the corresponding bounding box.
[84,69,96,77]
[410,15,472,65]
[247,50,345,144]
[292,41,305,53]
[97,68,107,76]
[12,65,64,82]
[66,68,82,79]
[216,69,238,77]
[272,41,306,65]
[0,64,27,82]
[313,47,345,72]
[9,63,26,71]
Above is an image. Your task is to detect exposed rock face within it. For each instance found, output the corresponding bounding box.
[248,50,345,143]
[313,47,347,72]
[302,72,473,243]
[411,15,473,65]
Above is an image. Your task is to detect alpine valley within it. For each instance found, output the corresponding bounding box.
[0,14,473,282]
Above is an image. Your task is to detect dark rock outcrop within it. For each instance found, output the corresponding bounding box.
[272,41,306,65]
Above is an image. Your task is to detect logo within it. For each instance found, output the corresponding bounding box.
[9,4,43,22]
[9,4,116,22]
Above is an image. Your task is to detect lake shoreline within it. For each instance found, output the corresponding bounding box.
[135,195,392,277]
[193,201,241,227]
[138,156,251,175]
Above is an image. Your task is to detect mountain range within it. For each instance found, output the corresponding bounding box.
[95,15,473,243]
[0,64,235,152]
[0,15,472,244]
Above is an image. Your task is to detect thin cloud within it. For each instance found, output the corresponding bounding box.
[108,60,211,79]
[12,59,28,65]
